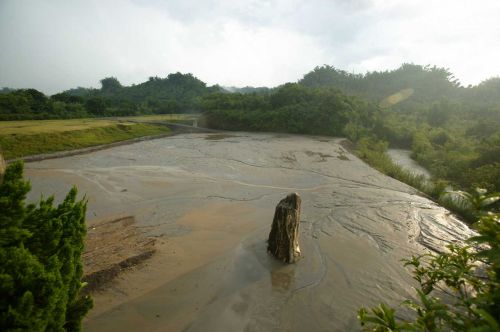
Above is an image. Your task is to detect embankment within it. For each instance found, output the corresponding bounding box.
[1,122,172,160]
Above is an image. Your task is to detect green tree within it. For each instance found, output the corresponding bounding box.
[0,162,92,331]
[84,97,107,116]
[99,77,122,94]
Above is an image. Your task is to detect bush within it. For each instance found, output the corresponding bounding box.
[0,162,92,331]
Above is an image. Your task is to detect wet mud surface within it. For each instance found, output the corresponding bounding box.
[24,133,474,331]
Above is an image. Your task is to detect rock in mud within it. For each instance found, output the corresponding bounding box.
[0,153,5,183]
[267,193,302,263]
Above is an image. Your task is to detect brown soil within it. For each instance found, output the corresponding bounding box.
[82,216,156,293]
[204,133,238,140]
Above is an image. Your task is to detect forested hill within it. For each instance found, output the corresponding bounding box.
[0,73,220,120]
[74,73,221,109]
[299,64,459,102]
[299,64,500,106]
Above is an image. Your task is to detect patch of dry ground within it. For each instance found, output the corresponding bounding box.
[83,216,156,293]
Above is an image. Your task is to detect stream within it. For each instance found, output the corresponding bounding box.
[387,149,431,178]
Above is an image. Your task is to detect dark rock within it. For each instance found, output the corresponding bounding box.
[0,153,5,184]
[267,193,302,263]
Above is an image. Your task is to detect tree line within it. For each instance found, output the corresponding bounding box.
[0,73,220,120]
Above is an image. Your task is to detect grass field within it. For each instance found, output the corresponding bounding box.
[0,114,198,136]
[120,114,199,122]
[0,118,123,135]
[0,116,189,159]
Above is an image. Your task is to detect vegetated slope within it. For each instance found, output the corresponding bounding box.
[299,64,461,103]
[0,122,170,159]
[344,65,500,193]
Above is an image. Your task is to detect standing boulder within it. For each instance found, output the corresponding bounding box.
[0,153,5,184]
[267,193,302,263]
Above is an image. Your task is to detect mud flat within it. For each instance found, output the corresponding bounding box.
[24,132,474,331]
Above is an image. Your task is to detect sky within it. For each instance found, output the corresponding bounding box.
[1,0,499,94]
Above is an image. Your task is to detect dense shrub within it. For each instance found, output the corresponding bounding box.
[0,162,92,331]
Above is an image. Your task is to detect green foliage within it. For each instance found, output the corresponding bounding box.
[440,188,500,221]
[0,162,92,331]
[0,72,218,120]
[109,72,217,114]
[354,137,432,195]
[299,63,459,103]
[100,77,122,94]
[358,191,500,332]
[200,91,270,112]
[203,83,377,137]
[0,89,53,120]
[296,64,500,195]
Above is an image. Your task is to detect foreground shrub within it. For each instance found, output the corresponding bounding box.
[0,162,92,331]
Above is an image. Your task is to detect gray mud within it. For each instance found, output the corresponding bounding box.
[24,133,473,331]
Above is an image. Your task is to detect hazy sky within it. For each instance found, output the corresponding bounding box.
[1,0,499,94]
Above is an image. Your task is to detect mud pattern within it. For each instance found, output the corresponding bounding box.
[24,132,474,331]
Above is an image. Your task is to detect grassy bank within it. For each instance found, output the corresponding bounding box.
[0,122,170,159]
[119,114,199,122]
[0,114,197,135]
[354,137,483,223]
[355,138,436,193]
[0,118,124,135]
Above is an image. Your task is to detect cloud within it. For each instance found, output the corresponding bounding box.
[0,0,499,94]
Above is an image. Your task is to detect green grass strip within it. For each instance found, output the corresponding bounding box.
[0,123,170,159]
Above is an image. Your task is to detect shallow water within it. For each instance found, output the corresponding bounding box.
[24,133,473,331]
[388,149,431,178]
